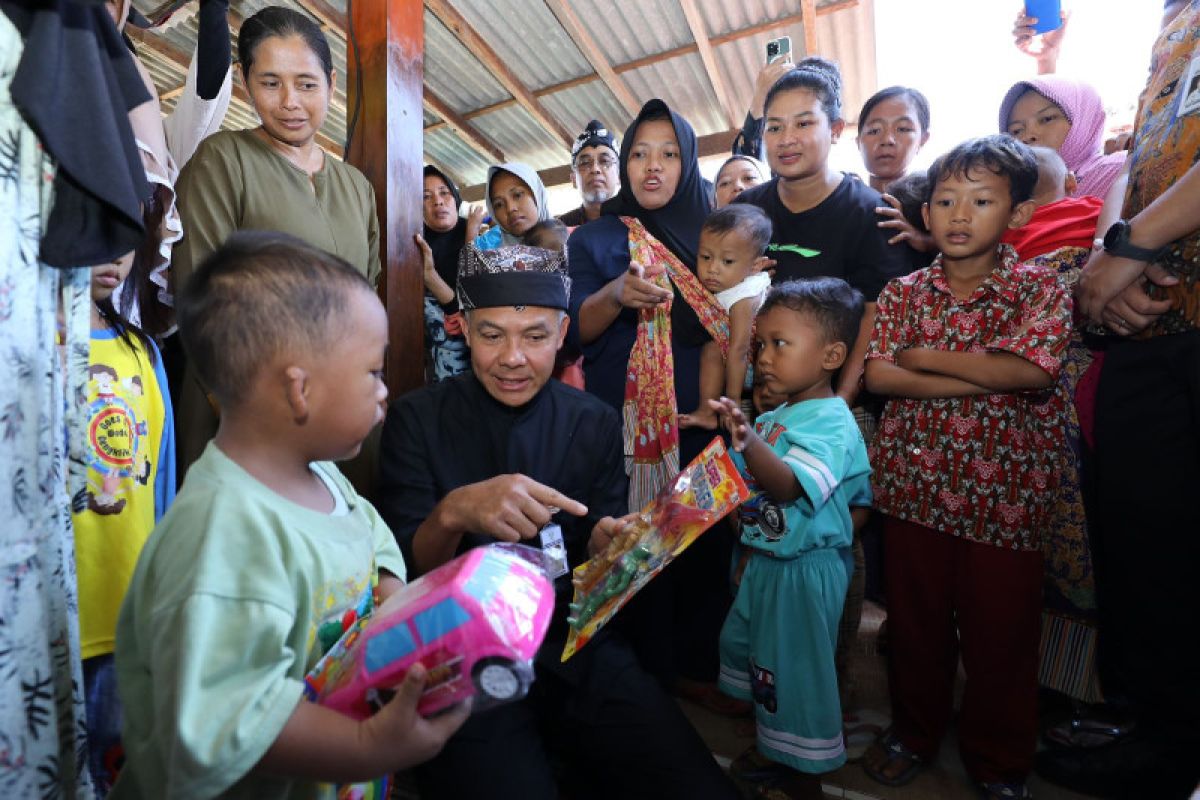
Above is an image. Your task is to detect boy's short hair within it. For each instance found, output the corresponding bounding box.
[524,218,569,253]
[884,173,930,233]
[701,204,773,255]
[177,231,372,408]
[759,278,865,353]
[926,134,1039,207]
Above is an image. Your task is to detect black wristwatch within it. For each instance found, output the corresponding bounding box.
[1102,219,1167,262]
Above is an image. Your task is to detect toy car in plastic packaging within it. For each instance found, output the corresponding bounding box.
[305,544,555,719]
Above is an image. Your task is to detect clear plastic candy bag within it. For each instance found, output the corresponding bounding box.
[562,437,750,661]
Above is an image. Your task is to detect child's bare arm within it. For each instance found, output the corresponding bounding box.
[896,349,1054,392]
[723,299,756,402]
[257,665,469,784]
[864,358,991,399]
[837,303,877,406]
[377,572,404,602]
[709,398,803,503]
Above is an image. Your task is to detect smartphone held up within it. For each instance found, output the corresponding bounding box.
[766,35,792,65]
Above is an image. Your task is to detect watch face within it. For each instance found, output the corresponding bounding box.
[1103,221,1127,251]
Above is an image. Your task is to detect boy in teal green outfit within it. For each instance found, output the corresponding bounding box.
[112,233,468,799]
[712,278,871,800]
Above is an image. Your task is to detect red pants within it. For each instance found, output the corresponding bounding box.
[883,516,1042,784]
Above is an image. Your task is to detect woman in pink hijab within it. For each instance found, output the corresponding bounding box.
[999,76,1126,198]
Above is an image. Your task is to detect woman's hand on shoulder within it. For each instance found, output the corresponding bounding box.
[877,194,934,253]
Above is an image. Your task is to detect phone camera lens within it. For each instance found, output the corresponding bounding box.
[767,43,779,55]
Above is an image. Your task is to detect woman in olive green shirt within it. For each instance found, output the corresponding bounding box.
[173,6,380,471]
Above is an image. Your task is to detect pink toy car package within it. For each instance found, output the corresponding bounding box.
[305,544,555,719]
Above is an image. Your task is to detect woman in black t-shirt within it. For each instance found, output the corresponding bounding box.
[734,59,911,401]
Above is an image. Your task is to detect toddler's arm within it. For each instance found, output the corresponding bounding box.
[710,398,803,503]
[723,298,756,402]
[257,665,469,783]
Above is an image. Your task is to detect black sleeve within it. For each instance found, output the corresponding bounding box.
[195,0,231,101]
[589,408,629,523]
[376,397,441,573]
[848,200,916,304]
[731,112,764,159]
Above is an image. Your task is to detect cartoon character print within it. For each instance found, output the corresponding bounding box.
[311,569,376,660]
[737,416,789,542]
[750,659,778,714]
[84,362,152,516]
[737,488,788,542]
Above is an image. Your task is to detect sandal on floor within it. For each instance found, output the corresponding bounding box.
[1044,714,1137,750]
[978,780,1033,799]
[730,746,790,783]
[861,730,923,788]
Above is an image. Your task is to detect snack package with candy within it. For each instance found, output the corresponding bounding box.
[562,438,750,661]
[305,544,555,720]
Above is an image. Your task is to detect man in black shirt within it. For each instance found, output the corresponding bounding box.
[558,119,620,228]
[378,244,737,800]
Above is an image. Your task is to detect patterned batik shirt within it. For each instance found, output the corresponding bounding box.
[1126,2,1200,336]
[866,244,1072,550]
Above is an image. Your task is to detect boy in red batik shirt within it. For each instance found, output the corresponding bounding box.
[860,136,1072,800]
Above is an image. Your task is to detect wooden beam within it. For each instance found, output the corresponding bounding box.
[423,88,506,162]
[423,0,859,134]
[801,0,819,56]
[542,0,640,117]
[459,128,741,201]
[347,0,426,398]
[679,0,739,129]
[425,0,573,148]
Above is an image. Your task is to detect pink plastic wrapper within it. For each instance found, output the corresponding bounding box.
[305,544,555,719]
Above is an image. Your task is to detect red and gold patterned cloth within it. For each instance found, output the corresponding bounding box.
[621,217,729,511]
[867,245,1073,551]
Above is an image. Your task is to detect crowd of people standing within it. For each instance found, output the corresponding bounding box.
[2,1,1199,799]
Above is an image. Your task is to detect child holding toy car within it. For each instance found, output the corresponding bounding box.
[111,233,468,799]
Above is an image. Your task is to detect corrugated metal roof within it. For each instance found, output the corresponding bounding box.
[439,0,593,92]
[621,53,729,137]
[130,0,876,189]
[423,11,510,110]
[587,0,693,64]
[540,81,634,146]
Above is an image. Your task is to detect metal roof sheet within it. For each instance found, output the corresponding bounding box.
[130,0,876,187]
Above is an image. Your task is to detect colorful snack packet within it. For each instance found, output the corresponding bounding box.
[562,437,750,661]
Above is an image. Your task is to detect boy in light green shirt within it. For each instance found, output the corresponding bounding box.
[112,232,468,799]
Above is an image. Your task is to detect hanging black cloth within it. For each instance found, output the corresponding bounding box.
[601,98,712,266]
[2,0,150,267]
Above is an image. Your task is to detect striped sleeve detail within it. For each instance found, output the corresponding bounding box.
[783,445,838,504]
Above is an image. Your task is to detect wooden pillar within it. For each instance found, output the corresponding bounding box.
[347,0,425,398]
[801,0,820,56]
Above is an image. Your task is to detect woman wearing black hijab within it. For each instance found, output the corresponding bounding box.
[568,99,730,689]
[568,99,716,491]
[418,164,481,381]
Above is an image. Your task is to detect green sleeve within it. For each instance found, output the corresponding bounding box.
[172,135,243,298]
[144,593,304,797]
[365,181,381,290]
[366,499,407,582]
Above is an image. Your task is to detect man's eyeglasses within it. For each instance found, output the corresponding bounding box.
[575,156,617,171]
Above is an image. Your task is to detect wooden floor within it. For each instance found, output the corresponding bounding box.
[680,600,1100,800]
